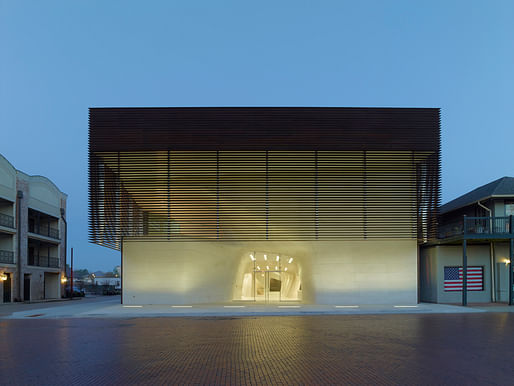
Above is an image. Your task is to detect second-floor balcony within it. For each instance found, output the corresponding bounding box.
[0,213,14,229]
[0,250,15,264]
[439,216,514,240]
[28,255,59,268]
[29,223,60,239]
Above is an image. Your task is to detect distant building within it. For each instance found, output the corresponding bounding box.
[421,177,514,304]
[93,275,121,290]
[0,154,67,303]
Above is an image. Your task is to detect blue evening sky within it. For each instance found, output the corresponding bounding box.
[1,1,513,271]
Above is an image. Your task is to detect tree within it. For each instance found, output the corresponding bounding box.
[73,269,89,278]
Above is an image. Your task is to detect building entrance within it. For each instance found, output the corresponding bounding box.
[240,251,302,303]
[255,270,282,302]
[3,273,11,303]
[24,274,30,301]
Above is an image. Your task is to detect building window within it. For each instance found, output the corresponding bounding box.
[505,202,514,216]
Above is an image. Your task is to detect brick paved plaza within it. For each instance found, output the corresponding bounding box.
[1,313,513,385]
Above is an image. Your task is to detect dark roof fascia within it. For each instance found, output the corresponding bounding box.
[88,107,441,152]
[439,195,490,215]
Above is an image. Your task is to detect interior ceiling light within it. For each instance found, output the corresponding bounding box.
[275,266,278,270]
[276,255,279,261]
[264,254,267,261]
[284,267,288,271]
[288,258,293,264]
[250,254,255,261]
[266,266,270,270]
[257,266,261,270]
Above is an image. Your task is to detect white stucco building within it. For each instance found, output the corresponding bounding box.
[0,153,67,303]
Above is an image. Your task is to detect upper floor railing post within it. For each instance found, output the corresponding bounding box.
[462,215,468,306]
[509,215,513,306]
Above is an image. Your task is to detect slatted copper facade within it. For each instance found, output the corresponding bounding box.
[89,107,440,249]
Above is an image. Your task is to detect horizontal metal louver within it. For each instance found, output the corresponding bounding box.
[88,108,440,249]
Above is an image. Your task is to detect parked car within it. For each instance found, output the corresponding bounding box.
[102,287,117,296]
[65,286,85,297]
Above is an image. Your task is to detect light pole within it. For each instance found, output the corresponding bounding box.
[70,247,74,299]
[60,208,67,298]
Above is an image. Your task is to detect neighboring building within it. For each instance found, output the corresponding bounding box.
[72,270,93,288]
[88,107,441,305]
[0,154,67,303]
[92,275,121,290]
[421,177,514,304]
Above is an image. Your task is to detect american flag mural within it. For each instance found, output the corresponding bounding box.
[444,266,483,291]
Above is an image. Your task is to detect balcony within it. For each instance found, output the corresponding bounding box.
[0,213,14,229]
[0,250,14,264]
[28,255,59,268]
[29,223,60,239]
[439,216,513,240]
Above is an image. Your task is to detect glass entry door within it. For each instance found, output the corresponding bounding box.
[254,270,282,303]
[267,271,281,302]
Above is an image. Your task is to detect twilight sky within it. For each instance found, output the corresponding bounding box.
[1,1,513,272]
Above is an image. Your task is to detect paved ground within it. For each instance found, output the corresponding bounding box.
[0,296,118,318]
[5,296,514,319]
[1,313,514,385]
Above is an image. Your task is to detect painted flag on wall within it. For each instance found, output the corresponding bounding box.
[444,266,483,291]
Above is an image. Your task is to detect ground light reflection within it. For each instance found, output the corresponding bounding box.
[1,314,514,384]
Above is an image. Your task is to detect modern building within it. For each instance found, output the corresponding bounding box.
[421,177,514,305]
[88,107,441,305]
[0,153,67,303]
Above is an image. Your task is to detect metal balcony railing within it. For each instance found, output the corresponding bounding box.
[0,250,14,264]
[0,213,14,228]
[438,216,513,239]
[28,255,60,268]
[29,224,60,239]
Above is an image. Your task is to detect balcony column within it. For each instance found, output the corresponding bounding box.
[509,215,514,306]
[462,215,467,306]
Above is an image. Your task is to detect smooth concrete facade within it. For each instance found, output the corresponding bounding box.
[123,239,417,305]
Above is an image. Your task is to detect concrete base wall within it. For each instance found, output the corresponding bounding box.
[122,239,418,305]
[22,269,61,301]
[419,247,438,303]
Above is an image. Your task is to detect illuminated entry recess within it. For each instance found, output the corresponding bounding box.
[240,252,301,302]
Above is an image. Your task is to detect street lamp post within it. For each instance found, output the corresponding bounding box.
[70,247,74,299]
